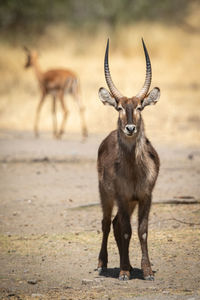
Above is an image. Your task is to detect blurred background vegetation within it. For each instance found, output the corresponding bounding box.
[0,0,199,41]
[0,0,199,145]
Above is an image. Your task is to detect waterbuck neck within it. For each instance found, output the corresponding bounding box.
[117,117,146,155]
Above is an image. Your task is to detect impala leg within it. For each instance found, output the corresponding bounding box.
[98,186,113,273]
[73,95,88,139]
[138,197,154,280]
[78,103,88,139]
[52,95,57,138]
[34,93,45,138]
[58,93,68,138]
[71,79,88,138]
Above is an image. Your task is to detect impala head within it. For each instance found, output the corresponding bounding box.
[98,39,160,138]
[23,47,38,68]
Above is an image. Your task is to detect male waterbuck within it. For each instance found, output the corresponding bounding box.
[97,39,160,281]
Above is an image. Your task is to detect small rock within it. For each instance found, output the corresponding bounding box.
[94,278,104,283]
[92,286,105,292]
[173,224,180,229]
[28,279,38,285]
[63,286,72,289]
[8,249,16,253]
[31,293,43,298]
[82,279,93,285]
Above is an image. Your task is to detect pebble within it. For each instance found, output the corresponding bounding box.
[31,293,43,298]
[63,286,72,289]
[94,278,104,283]
[27,279,38,285]
[82,279,93,285]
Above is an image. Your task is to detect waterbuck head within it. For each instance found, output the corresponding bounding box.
[23,47,38,68]
[98,39,160,138]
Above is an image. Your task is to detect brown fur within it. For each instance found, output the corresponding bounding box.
[97,96,160,280]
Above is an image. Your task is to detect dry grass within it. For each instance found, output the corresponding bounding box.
[0,7,200,146]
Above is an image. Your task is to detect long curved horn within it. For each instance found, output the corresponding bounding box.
[104,39,123,100]
[136,38,152,100]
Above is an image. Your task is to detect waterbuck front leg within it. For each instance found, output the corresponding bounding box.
[112,213,122,262]
[138,197,154,280]
[113,201,137,280]
[113,212,131,281]
[117,208,132,281]
[97,185,113,273]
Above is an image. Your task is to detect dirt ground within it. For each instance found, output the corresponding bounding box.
[0,131,200,300]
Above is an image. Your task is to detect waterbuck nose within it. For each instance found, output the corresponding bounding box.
[125,124,136,134]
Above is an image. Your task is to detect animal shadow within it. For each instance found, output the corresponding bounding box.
[98,267,144,280]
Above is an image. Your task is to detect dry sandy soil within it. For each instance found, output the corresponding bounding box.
[0,131,200,300]
[0,8,200,298]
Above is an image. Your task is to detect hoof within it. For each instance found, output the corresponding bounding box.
[97,267,102,275]
[144,274,154,281]
[97,267,106,275]
[119,270,130,281]
[119,274,129,281]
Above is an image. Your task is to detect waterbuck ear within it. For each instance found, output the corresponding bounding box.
[141,87,160,109]
[98,87,118,109]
